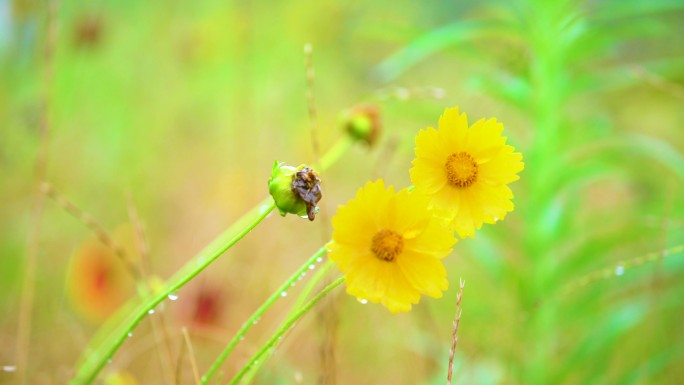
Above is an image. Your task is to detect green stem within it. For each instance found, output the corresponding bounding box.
[228,277,345,385]
[70,201,275,385]
[317,135,354,171]
[201,247,328,384]
[239,260,335,385]
[292,260,335,310]
[71,136,353,384]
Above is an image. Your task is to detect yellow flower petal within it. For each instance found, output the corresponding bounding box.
[329,180,457,313]
[409,106,524,238]
[397,251,448,298]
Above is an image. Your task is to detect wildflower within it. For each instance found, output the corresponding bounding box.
[268,161,322,221]
[409,107,524,238]
[189,284,225,328]
[340,104,381,146]
[67,239,135,323]
[328,180,456,313]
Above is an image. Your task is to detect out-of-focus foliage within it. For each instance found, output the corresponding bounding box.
[1,0,683,384]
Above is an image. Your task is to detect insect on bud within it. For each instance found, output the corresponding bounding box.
[268,161,322,221]
[340,104,381,146]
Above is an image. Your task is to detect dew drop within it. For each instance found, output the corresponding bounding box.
[254,360,259,365]
[2,366,17,372]
[239,336,245,341]
[309,264,316,270]
[281,291,288,297]
[148,309,155,315]
[316,257,323,263]
[127,332,133,338]
[494,217,500,222]
[290,282,296,287]
[358,298,368,305]
[615,265,625,276]
[168,293,179,301]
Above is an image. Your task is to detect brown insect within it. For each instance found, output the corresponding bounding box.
[292,167,322,221]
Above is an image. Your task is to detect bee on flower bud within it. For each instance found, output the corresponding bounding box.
[268,162,322,221]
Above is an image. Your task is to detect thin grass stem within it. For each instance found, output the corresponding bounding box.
[182,327,201,385]
[446,279,465,385]
[201,247,328,384]
[227,277,346,385]
[16,2,58,382]
[239,260,335,385]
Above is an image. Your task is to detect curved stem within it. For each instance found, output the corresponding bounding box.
[201,247,328,384]
[228,277,346,385]
[70,201,275,385]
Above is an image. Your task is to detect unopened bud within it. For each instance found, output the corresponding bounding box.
[341,105,381,146]
[268,161,322,221]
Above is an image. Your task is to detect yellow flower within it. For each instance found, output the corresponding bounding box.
[410,106,524,238]
[328,180,457,313]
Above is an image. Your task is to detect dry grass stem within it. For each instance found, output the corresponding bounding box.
[16,2,59,383]
[447,279,465,385]
[304,43,320,164]
[42,182,140,279]
[182,328,201,385]
[126,194,176,384]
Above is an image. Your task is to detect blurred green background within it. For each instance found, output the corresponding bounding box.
[2,0,684,384]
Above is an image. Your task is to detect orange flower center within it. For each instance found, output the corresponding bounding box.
[445,152,478,188]
[370,229,404,262]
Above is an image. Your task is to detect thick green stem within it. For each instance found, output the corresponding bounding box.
[70,201,275,385]
[228,277,346,385]
[202,247,329,384]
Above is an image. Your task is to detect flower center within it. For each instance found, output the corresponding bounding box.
[445,152,478,188]
[370,229,404,262]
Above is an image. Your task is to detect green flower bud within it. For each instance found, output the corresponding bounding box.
[268,161,322,221]
[340,104,381,146]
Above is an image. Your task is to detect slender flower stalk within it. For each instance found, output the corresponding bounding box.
[238,260,336,385]
[71,136,354,385]
[228,277,346,385]
[201,247,328,384]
